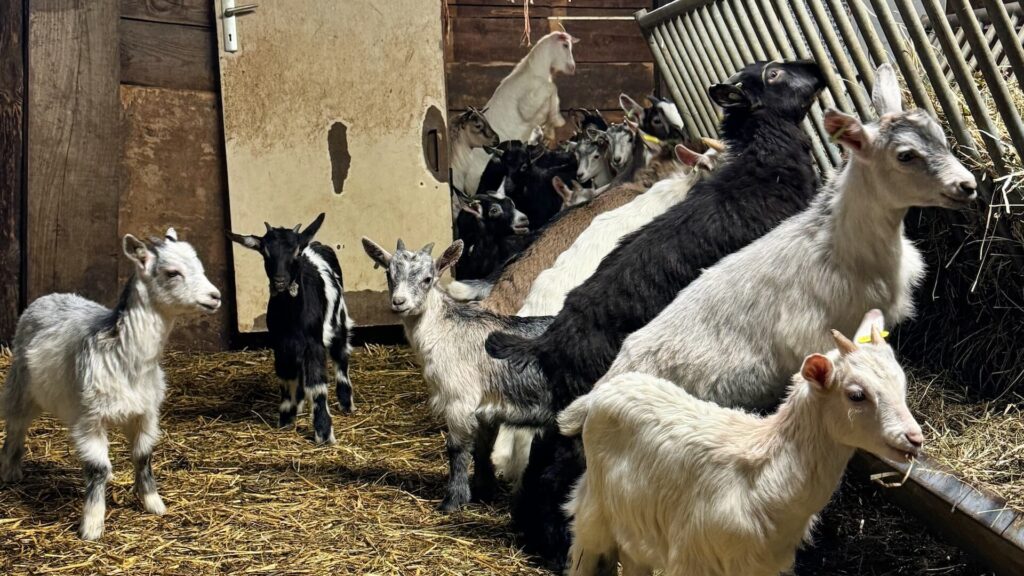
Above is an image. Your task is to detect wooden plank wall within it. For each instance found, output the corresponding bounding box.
[0,0,24,343]
[444,0,655,138]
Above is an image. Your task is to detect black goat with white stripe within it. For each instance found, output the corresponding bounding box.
[228,213,354,444]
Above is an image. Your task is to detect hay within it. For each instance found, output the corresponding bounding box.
[0,346,997,574]
[896,69,1024,397]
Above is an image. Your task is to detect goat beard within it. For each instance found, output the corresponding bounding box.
[268,281,300,298]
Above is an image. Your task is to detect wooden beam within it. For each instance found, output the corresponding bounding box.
[28,0,122,304]
[121,0,212,27]
[0,0,24,343]
[120,18,216,91]
[449,17,651,63]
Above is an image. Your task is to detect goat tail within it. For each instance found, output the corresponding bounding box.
[446,279,493,301]
[557,394,592,437]
[485,330,537,368]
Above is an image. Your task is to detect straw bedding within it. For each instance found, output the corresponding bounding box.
[0,346,1001,575]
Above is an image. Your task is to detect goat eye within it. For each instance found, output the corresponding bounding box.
[846,388,867,403]
[897,150,918,163]
[165,270,182,279]
[421,276,432,285]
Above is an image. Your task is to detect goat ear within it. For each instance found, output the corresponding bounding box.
[165,228,178,242]
[360,237,393,269]
[801,353,834,392]
[460,200,483,220]
[552,176,573,205]
[853,309,886,344]
[123,234,155,271]
[492,181,508,199]
[484,145,503,158]
[674,144,713,172]
[301,212,326,242]
[226,231,262,251]
[619,94,644,121]
[436,240,464,276]
[823,109,870,156]
[872,63,904,116]
[709,83,750,109]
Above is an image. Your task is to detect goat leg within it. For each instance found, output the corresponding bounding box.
[471,416,499,503]
[439,434,472,512]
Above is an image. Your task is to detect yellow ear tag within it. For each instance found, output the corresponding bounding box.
[641,132,663,145]
[856,330,889,344]
[829,124,849,144]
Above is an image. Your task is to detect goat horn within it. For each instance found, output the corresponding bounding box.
[396,238,406,252]
[701,138,726,152]
[264,222,273,233]
[831,329,858,356]
[870,324,886,345]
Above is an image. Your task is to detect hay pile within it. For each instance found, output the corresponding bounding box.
[896,71,1024,397]
[0,347,993,574]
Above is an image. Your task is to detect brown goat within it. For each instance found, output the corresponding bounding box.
[478,145,694,315]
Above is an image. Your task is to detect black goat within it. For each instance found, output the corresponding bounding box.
[227,213,354,445]
[619,93,687,140]
[485,60,827,565]
[478,141,578,229]
[568,108,609,138]
[454,189,533,280]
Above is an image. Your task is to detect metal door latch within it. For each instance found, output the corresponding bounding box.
[223,1,259,53]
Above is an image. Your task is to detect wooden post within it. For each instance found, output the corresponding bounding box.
[27,0,122,305]
[0,0,25,343]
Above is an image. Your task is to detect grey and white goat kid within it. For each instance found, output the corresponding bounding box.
[228,213,354,445]
[575,129,614,188]
[361,237,551,511]
[1,229,221,540]
[605,123,635,175]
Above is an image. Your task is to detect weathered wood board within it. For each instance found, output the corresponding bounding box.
[119,85,231,351]
[216,0,451,331]
[27,0,122,304]
[0,0,24,342]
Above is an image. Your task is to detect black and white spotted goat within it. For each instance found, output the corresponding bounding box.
[228,213,354,444]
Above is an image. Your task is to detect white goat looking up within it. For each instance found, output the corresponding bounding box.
[597,63,977,411]
[1,229,221,540]
[449,107,500,208]
[560,312,924,576]
[519,143,718,317]
[462,31,579,195]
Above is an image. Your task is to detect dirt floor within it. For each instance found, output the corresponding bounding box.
[0,346,1002,575]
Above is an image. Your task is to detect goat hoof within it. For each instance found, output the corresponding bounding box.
[141,492,166,515]
[438,497,465,513]
[0,464,23,483]
[472,484,498,504]
[78,516,105,541]
[314,430,337,445]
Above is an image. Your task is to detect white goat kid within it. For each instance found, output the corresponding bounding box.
[599,64,977,410]
[561,312,924,576]
[1,230,221,540]
[462,31,579,195]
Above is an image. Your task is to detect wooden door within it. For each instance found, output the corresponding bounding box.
[216,0,451,331]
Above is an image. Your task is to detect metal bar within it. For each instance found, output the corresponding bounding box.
[920,0,1005,170]
[824,0,876,92]
[718,1,754,63]
[783,1,847,112]
[671,15,723,127]
[729,0,767,61]
[804,0,870,116]
[653,23,715,138]
[705,5,743,71]
[659,23,720,136]
[982,0,1024,88]
[953,0,1024,160]
[754,0,796,59]
[866,0,937,115]
[892,0,975,159]
[636,0,716,31]
[644,21,701,140]
[847,0,890,68]
[686,12,728,80]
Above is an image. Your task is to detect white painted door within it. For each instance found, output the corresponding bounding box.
[215,0,451,330]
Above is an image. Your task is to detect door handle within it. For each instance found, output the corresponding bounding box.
[223,1,259,53]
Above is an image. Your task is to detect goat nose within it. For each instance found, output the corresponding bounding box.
[392,296,407,307]
[209,291,222,302]
[905,430,924,448]
[959,180,977,197]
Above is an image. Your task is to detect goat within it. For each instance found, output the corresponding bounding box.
[519,144,719,318]
[227,213,355,445]
[568,109,609,137]
[619,93,686,140]
[593,63,977,412]
[462,32,579,195]
[479,140,577,230]
[456,137,698,315]
[561,312,924,576]
[574,129,614,188]
[1,229,221,540]
[450,108,500,215]
[454,186,532,281]
[605,123,635,175]
[360,238,553,511]
[484,60,827,564]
